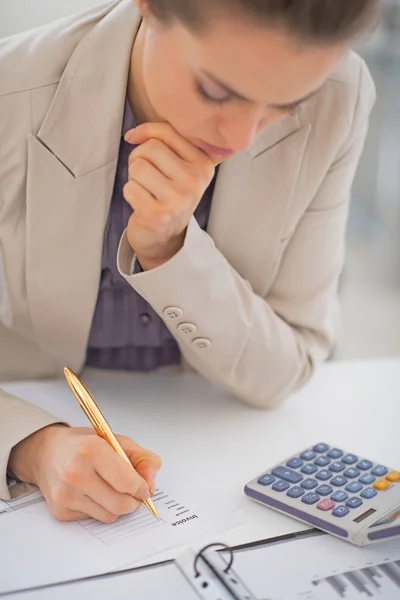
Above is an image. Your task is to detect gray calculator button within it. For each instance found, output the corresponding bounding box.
[345,481,363,494]
[331,476,348,487]
[301,451,316,461]
[331,490,348,502]
[287,486,305,498]
[301,478,318,490]
[371,465,388,477]
[357,460,373,470]
[314,456,331,467]
[359,473,376,485]
[361,487,377,499]
[342,454,358,465]
[302,493,320,505]
[328,448,344,459]
[329,462,345,473]
[272,467,303,484]
[301,464,318,475]
[344,468,360,478]
[272,480,290,492]
[346,497,363,509]
[257,474,276,486]
[313,444,329,453]
[316,485,333,496]
[287,458,303,469]
[333,505,350,517]
[316,470,332,481]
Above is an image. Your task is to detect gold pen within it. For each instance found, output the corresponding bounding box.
[63,367,159,519]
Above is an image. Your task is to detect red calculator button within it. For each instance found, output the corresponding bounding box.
[317,499,335,511]
[386,471,400,482]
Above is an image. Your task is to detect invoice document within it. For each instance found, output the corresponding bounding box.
[0,472,240,595]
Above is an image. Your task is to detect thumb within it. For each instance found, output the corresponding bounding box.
[117,436,161,495]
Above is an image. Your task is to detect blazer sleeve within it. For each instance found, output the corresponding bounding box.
[0,389,64,500]
[117,63,376,409]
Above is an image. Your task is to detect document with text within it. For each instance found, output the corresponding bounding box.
[0,473,240,595]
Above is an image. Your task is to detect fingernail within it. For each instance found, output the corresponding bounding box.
[139,484,151,501]
[124,128,136,143]
[150,476,156,496]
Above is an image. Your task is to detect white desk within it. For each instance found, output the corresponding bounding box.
[3,358,400,563]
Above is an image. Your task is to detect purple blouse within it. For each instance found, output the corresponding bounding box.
[85,101,216,371]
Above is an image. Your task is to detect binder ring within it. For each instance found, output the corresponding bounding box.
[194,543,234,577]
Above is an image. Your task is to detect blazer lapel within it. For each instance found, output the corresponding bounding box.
[26,0,141,370]
[208,112,311,297]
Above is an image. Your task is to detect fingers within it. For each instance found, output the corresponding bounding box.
[125,122,211,167]
[128,157,173,203]
[93,441,151,501]
[117,435,162,494]
[129,138,185,182]
[50,497,119,524]
[83,475,142,516]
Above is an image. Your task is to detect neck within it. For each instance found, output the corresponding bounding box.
[128,21,159,124]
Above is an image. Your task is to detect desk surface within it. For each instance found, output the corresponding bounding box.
[3,357,400,562]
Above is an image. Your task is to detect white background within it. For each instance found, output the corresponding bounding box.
[0,0,104,37]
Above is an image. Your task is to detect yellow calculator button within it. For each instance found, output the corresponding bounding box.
[386,471,400,482]
[373,479,391,491]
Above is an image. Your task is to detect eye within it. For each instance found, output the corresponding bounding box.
[280,103,302,116]
[194,80,231,106]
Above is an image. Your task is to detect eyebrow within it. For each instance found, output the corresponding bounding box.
[200,69,322,109]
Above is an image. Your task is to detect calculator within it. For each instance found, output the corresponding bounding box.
[244,443,400,546]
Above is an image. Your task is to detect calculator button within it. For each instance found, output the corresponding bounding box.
[357,460,373,470]
[316,485,333,496]
[317,499,335,512]
[316,470,332,481]
[331,476,348,487]
[344,468,360,479]
[332,506,350,518]
[346,497,363,509]
[272,480,291,492]
[361,487,378,499]
[329,462,345,473]
[371,465,388,477]
[314,456,331,467]
[313,444,329,453]
[287,486,305,498]
[342,454,358,465]
[345,481,363,494]
[287,458,303,469]
[300,451,316,461]
[386,471,400,482]
[302,493,320,505]
[373,479,390,491]
[272,467,303,484]
[327,448,344,459]
[257,474,276,486]
[359,473,376,485]
[301,464,318,475]
[301,478,318,490]
[331,490,348,502]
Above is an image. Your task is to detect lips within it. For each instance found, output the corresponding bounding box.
[196,140,234,159]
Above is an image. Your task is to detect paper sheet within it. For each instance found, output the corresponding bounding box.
[0,473,240,595]
[231,533,400,600]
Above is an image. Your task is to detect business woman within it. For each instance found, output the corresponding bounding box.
[0,0,378,523]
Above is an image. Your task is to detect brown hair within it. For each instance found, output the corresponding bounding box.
[147,0,381,43]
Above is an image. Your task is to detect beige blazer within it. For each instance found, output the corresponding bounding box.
[0,0,375,500]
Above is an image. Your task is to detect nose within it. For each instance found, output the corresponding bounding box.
[219,106,282,153]
[219,106,268,153]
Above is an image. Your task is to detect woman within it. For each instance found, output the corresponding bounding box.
[0,0,378,523]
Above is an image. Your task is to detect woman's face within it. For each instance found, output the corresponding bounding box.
[132,3,345,161]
